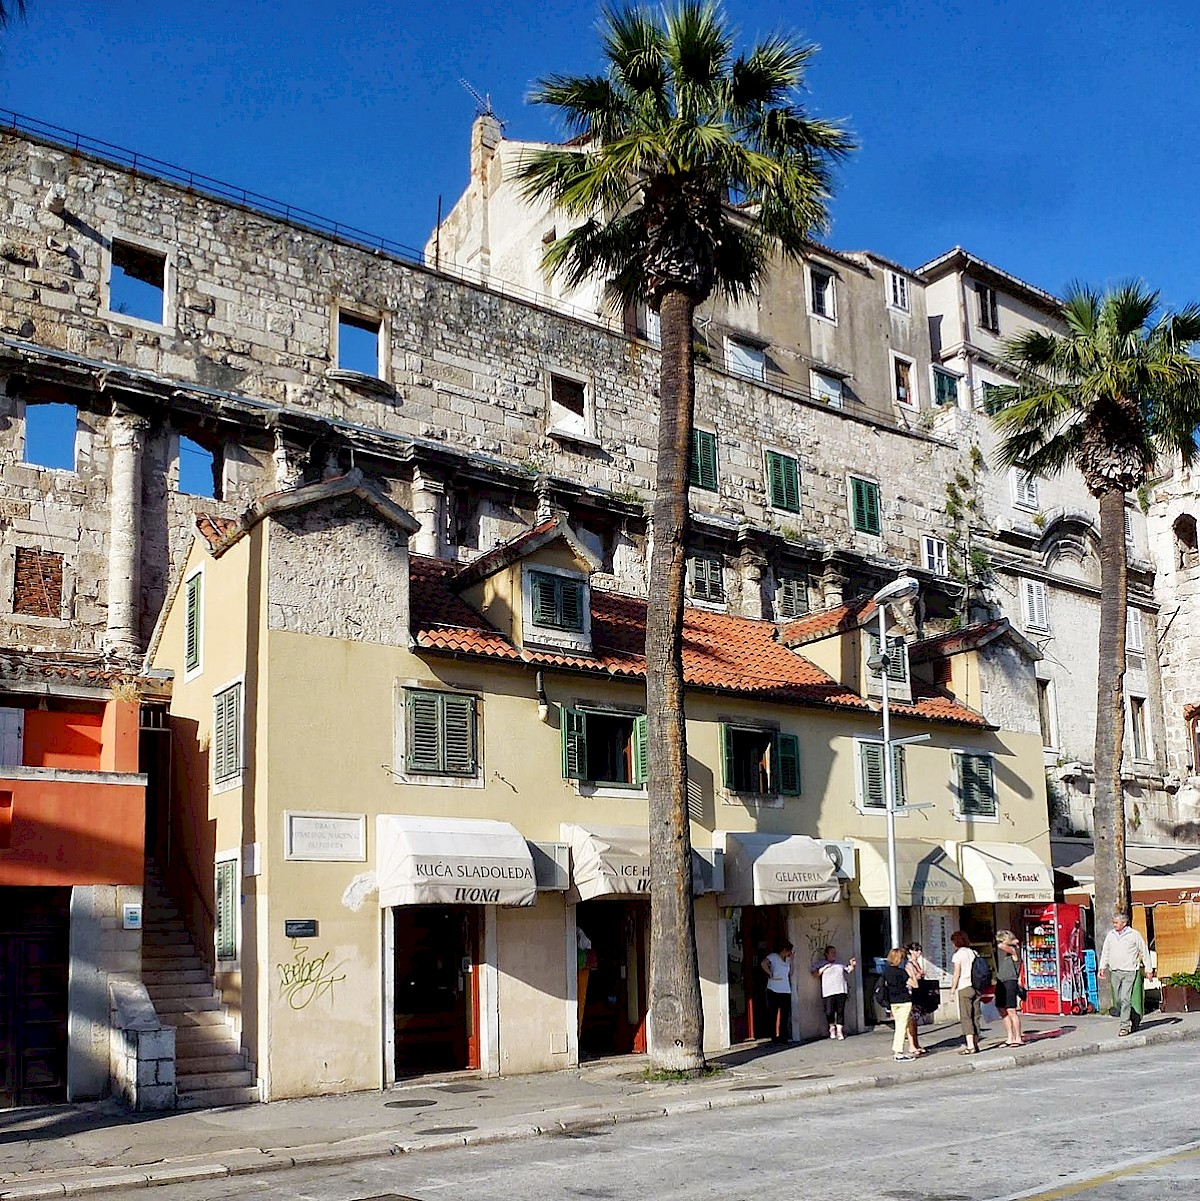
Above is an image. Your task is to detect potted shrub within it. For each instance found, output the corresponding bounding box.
[1160,970,1200,1013]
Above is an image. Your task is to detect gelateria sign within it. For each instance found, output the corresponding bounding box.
[376,814,537,907]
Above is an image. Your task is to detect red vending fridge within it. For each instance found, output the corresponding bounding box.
[1021,903,1086,1015]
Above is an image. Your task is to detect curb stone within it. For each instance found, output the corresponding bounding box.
[3,1021,1198,1201]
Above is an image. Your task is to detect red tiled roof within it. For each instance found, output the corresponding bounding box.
[450,519,560,589]
[778,597,878,647]
[0,652,170,696]
[196,514,238,550]
[909,619,1009,664]
[410,557,987,727]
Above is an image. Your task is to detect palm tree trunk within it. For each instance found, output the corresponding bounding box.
[645,287,705,1073]
[1092,487,1131,951]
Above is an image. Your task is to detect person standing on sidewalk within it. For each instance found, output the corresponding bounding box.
[883,947,916,1062]
[1098,912,1149,1035]
[761,941,794,1044]
[949,930,981,1054]
[812,944,856,1040]
[994,931,1025,1047]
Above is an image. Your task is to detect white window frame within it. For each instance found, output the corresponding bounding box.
[952,749,1000,823]
[391,678,485,790]
[1126,608,1146,654]
[887,270,910,313]
[807,265,837,323]
[890,350,918,409]
[522,562,592,653]
[545,368,596,442]
[922,535,948,577]
[100,229,175,334]
[976,282,1000,334]
[809,369,844,409]
[1021,578,1050,633]
[183,565,204,682]
[212,676,245,793]
[331,303,391,382]
[931,366,960,408]
[1037,677,1058,752]
[1011,469,1040,511]
[643,307,661,346]
[1128,695,1151,763]
[724,337,767,382]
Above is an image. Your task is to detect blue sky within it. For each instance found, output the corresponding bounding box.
[2,1,1198,307]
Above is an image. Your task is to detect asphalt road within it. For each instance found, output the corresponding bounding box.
[112,1041,1199,1201]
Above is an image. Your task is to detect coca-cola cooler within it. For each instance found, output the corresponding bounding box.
[1021,903,1087,1015]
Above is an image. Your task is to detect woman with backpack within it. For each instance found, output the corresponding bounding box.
[949,930,984,1054]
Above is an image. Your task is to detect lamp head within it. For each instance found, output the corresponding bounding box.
[872,575,920,607]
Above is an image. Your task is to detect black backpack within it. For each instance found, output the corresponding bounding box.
[970,953,992,992]
[873,973,890,1008]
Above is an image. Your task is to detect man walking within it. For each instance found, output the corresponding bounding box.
[761,941,794,1044]
[1098,912,1149,1035]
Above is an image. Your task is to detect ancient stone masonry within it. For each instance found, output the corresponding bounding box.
[0,127,967,666]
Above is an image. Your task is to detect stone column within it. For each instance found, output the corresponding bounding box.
[271,429,305,491]
[411,468,446,558]
[105,405,148,658]
[820,561,845,609]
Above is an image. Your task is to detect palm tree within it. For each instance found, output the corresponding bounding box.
[0,2,26,27]
[518,2,852,1071]
[993,283,1200,934]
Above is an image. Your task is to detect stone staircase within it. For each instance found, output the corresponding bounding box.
[142,867,259,1109]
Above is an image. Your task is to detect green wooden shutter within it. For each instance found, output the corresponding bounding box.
[775,733,801,796]
[632,714,649,785]
[561,707,587,780]
[691,429,717,491]
[215,858,237,961]
[213,685,241,783]
[859,742,884,807]
[531,572,556,626]
[720,724,735,789]
[406,690,443,773]
[440,693,477,774]
[212,691,227,783]
[851,478,881,535]
[958,752,995,816]
[185,575,201,671]
[778,574,807,619]
[766,452,800,512]
[892,745,907,807]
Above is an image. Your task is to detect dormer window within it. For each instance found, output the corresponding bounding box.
[865,630,911,702]
[522,564,592,653]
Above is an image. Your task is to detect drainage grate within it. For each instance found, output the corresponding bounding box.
[384,1098,437,1109]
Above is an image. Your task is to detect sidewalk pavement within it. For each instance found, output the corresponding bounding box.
[2,1009,1196,1199]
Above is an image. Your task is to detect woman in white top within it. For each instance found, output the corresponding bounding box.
[949,929,981,1054]
[811,944,856,1040]
[760,941,794,1044]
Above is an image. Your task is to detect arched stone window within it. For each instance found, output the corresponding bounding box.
[1174,513,1199,571]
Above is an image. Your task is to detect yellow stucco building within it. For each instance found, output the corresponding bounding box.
[150,470,1053,1100]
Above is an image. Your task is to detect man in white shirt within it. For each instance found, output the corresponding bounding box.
[761,941,794,1044]
[1098,911,1149,1035]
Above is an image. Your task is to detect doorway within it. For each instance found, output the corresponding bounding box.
[727,904,789,1043]
[576,900,648,1059]
[393,906,480,1076]
[0,888,70,1107]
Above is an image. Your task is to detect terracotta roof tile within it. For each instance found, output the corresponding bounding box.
[778,596,878,647]
[410,557,987,727]
[909,619,1010,664]
[195,514,239,550]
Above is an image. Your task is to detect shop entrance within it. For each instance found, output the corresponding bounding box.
[576,900,648,1059]
[727,904,789,1043]
[0,888,70,1107]
[393,906,480,1076]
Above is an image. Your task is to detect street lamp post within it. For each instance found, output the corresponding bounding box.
[870,576,921,951]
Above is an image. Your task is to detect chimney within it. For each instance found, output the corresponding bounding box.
[470,114,503,183]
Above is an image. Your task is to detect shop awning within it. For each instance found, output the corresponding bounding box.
[1054,840,1200,907]
[376,815,536,908]
[959,842,1054,904]
[561,824,721,900]
[852,839,964,908]
[719,833,841,907]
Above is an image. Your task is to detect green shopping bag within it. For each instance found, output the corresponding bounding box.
[1131,970,1145,1025]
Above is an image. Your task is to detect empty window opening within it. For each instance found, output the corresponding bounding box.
[110,240,166,324]
[560,709,647,786]
[893,356,915,407]
[178,436,220,499]
[1037,679,1055,748]
[23,402,77,471]
[13,547,63,618]
[811,370,843,408]
[722,725,800,796]
[337,312,382,376]
[976,283,999,333]
[1175,514,1199,570]
[810,268,836,320]
[548,374,588,436]
[1130,697,1149,761]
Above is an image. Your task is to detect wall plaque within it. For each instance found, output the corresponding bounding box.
[284,812,366,862]
[284,919,318,939]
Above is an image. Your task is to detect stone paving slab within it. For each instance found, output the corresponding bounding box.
[0,1011,1195,1200]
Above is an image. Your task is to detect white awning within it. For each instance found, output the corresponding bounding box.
[376,815,536,908]
[562,824,652,900]
[1054,839,1200,906]
[719,833,841,907]
[959,842,1053,904]
[852,839,964,908]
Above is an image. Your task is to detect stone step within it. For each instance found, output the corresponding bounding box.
[176,1069,255,1091]
[143,924,190,939]
[145,982,214,1001]
[139,968,209,985]
[172,1024,237,1048]
[142,942,197,958]
[142,920,188,935]
[160,1010,227,1028]
[153,995,220,1015]
[176,1053,248,1076]
[142,958,207,973]
[176,1085,260,1110]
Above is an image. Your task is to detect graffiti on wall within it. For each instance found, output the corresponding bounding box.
[276,939,347,1010]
